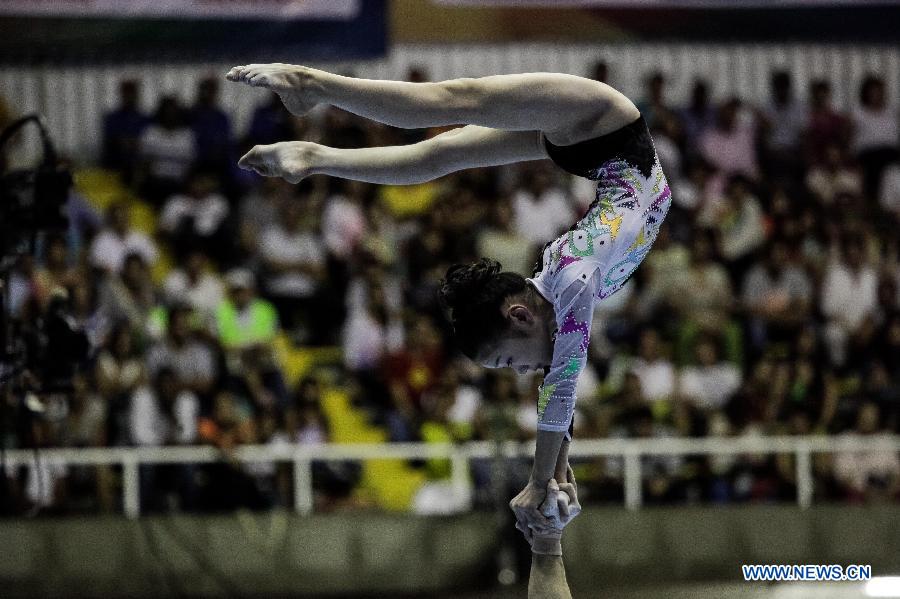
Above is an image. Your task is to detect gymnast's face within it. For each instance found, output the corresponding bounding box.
[477,304,554,375]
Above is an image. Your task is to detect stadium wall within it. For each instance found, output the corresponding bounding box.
[2,506,898,597]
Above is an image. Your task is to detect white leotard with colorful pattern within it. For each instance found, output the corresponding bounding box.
[528,116,672,436]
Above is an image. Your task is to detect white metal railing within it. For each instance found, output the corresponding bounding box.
[3,435,900,518]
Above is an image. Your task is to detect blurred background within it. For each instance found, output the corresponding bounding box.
[1,1,899,597]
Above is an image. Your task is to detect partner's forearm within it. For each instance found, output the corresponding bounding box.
[532,429,567,484]
[528,554,573,599]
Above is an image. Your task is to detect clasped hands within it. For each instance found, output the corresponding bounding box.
[509,465,582,556]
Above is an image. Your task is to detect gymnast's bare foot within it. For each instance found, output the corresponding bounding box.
[237,141,319,184]
[226,63,322,116]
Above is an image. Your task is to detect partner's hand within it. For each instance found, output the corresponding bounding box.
[510,478,555,546]
[556,464,582,527]
[520,478,569,556]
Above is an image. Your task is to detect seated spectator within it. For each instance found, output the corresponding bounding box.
[33,233,81,309]
[806,144,863,206]
[760,71,806,179]
[159,169,231,262]
[343,270,404,374]
[60,372,113,512]
[189,76,233,176]
[699,98,760,193]
[385,315,446,442]
[322,178,369,261]
[89,202,158,274]
[130,367,199,512]
[741,239,813,355]
[512,164,573,246]
[95,323,147,445]
[238,177,294,261]
[216,269,288,410]
[651,113,682,178]
[61,372,108,449]
[820,233,878,368]
[146,303,218,401]
[629,328,676,406]
[97,252,155,337]
[878,161,900,222]
[679,80,716,163]
[621,405,683,504]
[257,198,328,343]
[676,334,742,412]
[670,230,737,362]
[477,197,533,276]
[708,175,767,288]
[101,79,150,183]
[216,269,279,351]
[130,367,199,446]
[162,250,224,328]
[636,71,675,131]
[851,76,899,201]
[803,79,849,166]
[637,221,691,315]
[832,402,900,502]
[137,95,196,204]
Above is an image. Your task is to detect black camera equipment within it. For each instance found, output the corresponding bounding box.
[0,115,88,392]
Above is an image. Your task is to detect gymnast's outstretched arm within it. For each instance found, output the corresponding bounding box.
[237,125,547,185]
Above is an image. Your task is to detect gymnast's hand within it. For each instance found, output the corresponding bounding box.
[238,141,318,184]
[513,471,581,555]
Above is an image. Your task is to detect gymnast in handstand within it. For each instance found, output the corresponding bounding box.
[228,63,673,598]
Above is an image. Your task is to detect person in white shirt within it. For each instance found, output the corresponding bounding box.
[159,169,230,262]
[321,179,368,260]
[820,233,879,368]
[806,144,863,206]
[130,366,200,512]
[257,198,327,341]
[710,175,766,288]
[162,250,224,325]
[851,76,900,201]
[630,328,676,403]
[130,367,199,447]
[89,202,158,274]
[511,165,574,246]
[146,304,218,399]
[676,334,741,412]
[832,402,900,501]
[137,95,197,204]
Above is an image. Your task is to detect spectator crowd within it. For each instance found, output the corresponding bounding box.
[2,63,899,515]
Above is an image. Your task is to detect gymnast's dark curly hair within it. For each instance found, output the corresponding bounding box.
[438,258,528,360]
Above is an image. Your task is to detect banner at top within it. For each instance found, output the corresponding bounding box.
[0,0,360,19]
[433,0,896,6]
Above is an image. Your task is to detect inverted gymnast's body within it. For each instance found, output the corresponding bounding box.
[227,64,673,598]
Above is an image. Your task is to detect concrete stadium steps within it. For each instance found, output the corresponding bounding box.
[320,387,426,511]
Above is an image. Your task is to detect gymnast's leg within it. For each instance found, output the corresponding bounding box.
[226,64,638,140]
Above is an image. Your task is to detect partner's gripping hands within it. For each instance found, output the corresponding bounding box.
[511,466,582,556]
